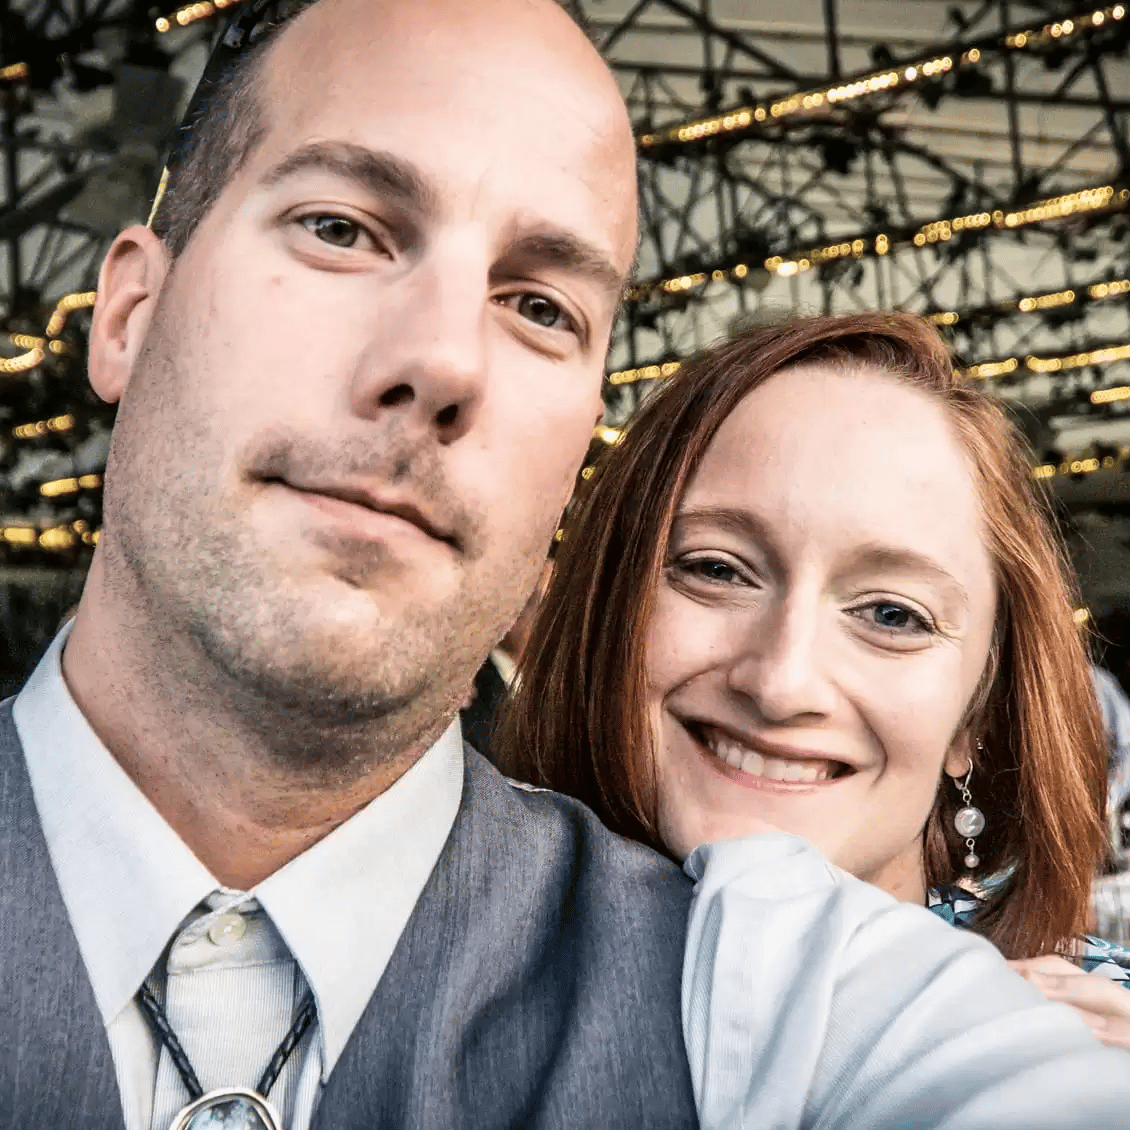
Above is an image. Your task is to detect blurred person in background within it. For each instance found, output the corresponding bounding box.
[1091,665,1130,944]
[1092,665,1130,844]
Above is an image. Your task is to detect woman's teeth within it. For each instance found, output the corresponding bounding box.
[705,731,838,783]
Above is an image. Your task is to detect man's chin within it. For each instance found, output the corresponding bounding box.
[195,610,435,711]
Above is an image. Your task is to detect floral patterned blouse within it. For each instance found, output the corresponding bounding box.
[927,887,1130,987]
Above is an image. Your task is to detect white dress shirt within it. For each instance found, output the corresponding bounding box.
[22,627,1130,1130]
[14,626,464,1130]
[684,836,1130,1129]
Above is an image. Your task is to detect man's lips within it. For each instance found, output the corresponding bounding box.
[267,478,459,549]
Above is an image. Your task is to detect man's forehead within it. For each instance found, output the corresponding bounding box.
[245,4,637,270]
[269,0,605,86]
[261,0,632,151]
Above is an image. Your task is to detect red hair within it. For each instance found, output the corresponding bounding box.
[497,311,1108,960]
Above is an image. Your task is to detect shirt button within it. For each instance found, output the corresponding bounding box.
[208,913,247,946]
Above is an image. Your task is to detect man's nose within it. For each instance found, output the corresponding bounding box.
[726,598,835,725]
[350,244,489,443]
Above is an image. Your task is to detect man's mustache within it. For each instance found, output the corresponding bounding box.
[247,429,479,555]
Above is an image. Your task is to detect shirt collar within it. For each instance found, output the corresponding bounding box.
[489,648,518,686]
[256,720,462,1076]
[15,625,464,1078]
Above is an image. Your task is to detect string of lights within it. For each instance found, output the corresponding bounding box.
[0,289,103,557]
[965,341,1130,380]
[609,338,1130,387]
[0,344,45,376]
[1036,453,1125,480]
[0,292,95,376]
[926,277,1130,328]
[0,521,98,552]
[11,414,76,441]
[43,291,97,337]
[1092,385,1130,404]
[625,184,1130,302]
[607,362,683,386]
[155,0,245,33]
[0,309,103,555]
[38,474,103,499]
[637,2,1128,149]
[640,53,965,147]
[591,425,623,446]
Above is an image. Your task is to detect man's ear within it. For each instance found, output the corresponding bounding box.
[88,225,170,405]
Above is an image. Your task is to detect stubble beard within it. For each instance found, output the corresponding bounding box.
[99,348,485,778]
[99,283,560,776]
[105,470,467,772]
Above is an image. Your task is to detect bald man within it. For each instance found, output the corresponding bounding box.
[3,2,684,1127]
[2,2,1129,1129]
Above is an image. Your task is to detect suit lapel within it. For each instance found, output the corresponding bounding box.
[0,699,126,1129]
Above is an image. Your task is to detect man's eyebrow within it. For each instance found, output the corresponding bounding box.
[261,145,627,298]
[503,230,628,301]
[260,141,439,216]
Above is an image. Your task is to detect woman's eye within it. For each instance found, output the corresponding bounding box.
[862,601,933,633]
[300,214,365,248]
[679,558,741,584]
[511,293,573,331]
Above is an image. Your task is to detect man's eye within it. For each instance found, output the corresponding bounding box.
[514,294,571,331]
[301,214,363,248]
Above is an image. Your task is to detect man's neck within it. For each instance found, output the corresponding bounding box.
[61,573,447,888]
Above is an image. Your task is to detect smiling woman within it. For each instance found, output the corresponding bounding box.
[497,312,1127,993]
[639,356,1004,900]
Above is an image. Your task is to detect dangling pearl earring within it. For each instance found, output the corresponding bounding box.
[953,741,987,869]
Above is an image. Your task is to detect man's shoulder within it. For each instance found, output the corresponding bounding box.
[461,746,691,911]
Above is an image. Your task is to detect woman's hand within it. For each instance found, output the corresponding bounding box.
[1008,953,1130,1052]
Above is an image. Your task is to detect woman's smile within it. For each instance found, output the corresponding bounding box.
[683,719,852,788]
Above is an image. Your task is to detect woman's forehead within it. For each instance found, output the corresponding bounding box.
[680,363,994,580]
[698,362,971,485]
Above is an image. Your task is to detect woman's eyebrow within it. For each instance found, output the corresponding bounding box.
[847,544,970,608]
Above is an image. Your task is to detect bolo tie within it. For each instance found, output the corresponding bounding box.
[138,981,317,1130]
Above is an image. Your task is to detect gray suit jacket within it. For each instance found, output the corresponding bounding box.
[0,700,698,1127]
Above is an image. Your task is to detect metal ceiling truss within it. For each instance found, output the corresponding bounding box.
[1,0,186,312]
[579,0,1130,421]
[0,0,197,569]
